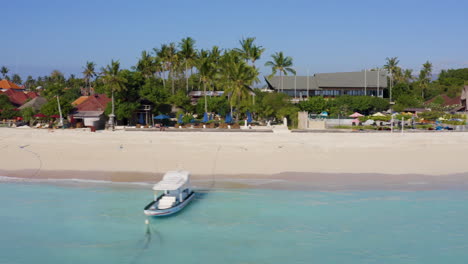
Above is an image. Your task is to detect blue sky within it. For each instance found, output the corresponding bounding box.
[2,0,468,80]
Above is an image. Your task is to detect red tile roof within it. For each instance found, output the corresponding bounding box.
[0,79,22,90]
[425,94,461,106]
[26,92,39,99]
[76,94,111,111]
[4,89,29,106]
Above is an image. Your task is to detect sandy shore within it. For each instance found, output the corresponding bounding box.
[1,128,468,190]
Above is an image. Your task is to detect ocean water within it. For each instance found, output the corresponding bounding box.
[1,182,468,264]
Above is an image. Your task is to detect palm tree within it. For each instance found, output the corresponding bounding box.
[403,69,413,83]
[1,66,8,79]
[100,60,127,130]
[154,44,170,90]
[136,51,155,79]
[265,52,296,91]
[234,37,254,62]
[222,53,259,115]
[250,45,265,68]
[195,50,215,113]
[234,37,265,67]
[12,74,22,85]
[166,43,179,94]
[82,61,97,95]
[418,61,432,98]
[178,37,197,92]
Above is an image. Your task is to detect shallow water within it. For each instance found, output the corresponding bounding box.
[1,182,468,264]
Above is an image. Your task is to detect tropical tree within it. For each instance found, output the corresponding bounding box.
[82,61,97,95]
[234,37,265,67]
[418,61,432,99]
[166,43,179,94]
[384,57,400,79]
[178,37,197,92]
[1,66,8,79]
[100,60,127,129]
[195,50,215,113]
[154,44,169,89]
[12,74,22,85]
[223,56,259,116]
[265,52,296,91]
[135,51,155,79]
[403,69,413,83]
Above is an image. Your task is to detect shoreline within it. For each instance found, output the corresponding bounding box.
[2,169,468,191]
[2,128,468,190]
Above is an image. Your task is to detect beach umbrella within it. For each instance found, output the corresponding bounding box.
[153,114,170,120]
[34,113,47,118]
[50,114,60,118]
[349,112,364,118]
[372,112,385,117]
[202,112,208,123]
[177,114,183,124]
[320,111,328,117]
[246,111,252,123]
[225,112,232,124]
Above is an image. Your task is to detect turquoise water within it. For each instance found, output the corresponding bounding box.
[1,182,468,263]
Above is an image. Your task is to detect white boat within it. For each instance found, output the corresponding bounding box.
[144,170,195,216]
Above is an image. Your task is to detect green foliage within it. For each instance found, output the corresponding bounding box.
[0,108,18,119]
[169,90,192,111]
[0,94,13,110]
[257,92,291,119]
[297,96,328,114]
[418,111,444,121]
[139,77,171,108]
[40,98,72,117]
[297,96,389,116]
[20,107,35,122]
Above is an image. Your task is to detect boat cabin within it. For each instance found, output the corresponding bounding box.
[152,170,192,210]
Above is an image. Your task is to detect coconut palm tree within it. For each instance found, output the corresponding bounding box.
[178,37,197,92]
[100,60,127,130]
[222,53,259,114]
[136,51,155,79]
[154,44,170,89]
[403,69,413,83]
[250,45,265,68]
[418,61,432,98]
[166,43,179,95]
[265,52,296,91]
[12,74,22,85]
[1,66,8,79]
[82,61,97,95]
[195,50,215,113]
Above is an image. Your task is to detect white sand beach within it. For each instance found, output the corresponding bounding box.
[1,128,468,189]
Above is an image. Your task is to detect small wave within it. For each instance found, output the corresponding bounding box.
[0,175,153,187]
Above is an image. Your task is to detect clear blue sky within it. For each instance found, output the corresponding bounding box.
[2,0,468,80]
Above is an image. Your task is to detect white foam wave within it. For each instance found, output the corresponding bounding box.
[0,175,153,187]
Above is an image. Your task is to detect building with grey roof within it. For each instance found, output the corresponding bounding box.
[265,70,388,98]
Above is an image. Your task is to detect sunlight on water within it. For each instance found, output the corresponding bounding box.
[1,183,468,264]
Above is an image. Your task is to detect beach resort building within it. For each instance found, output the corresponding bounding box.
[265,70,388,98]
[425,86,468,112]
[0,79,25,92]
[71,94,111,129]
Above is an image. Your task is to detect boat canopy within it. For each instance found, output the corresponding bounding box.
[152,170,190,191]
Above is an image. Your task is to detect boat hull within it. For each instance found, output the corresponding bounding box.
[144,192,195,216]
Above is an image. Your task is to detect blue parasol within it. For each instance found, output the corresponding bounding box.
[246,111,252,123]
[225,112,232,124]
[154,114,170,120]
[177,114,183,124]
[202,112,208,123]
